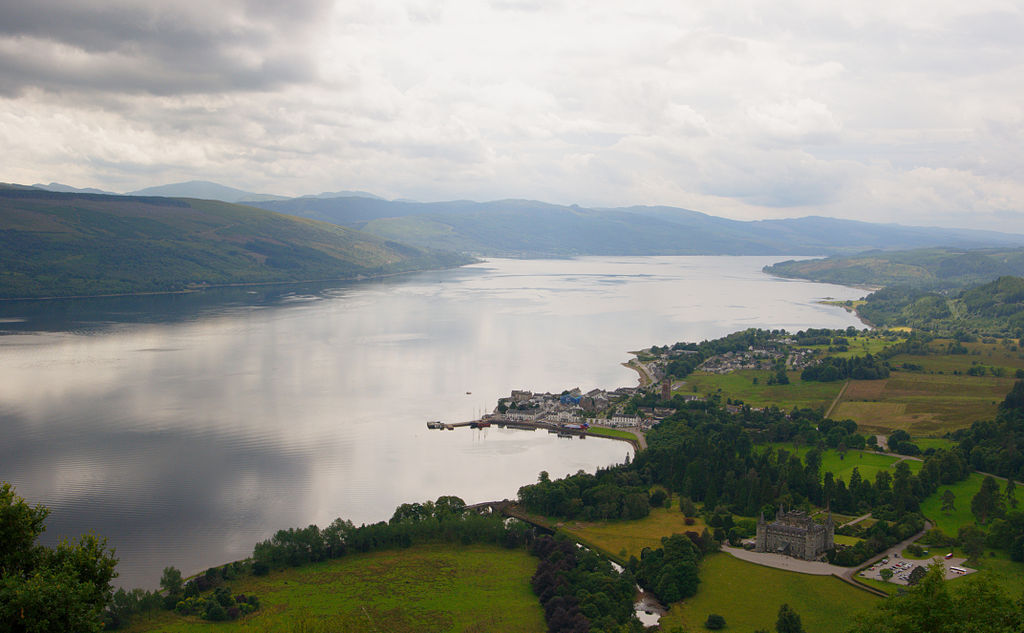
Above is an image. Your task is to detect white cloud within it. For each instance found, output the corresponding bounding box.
[0,0,1022,231]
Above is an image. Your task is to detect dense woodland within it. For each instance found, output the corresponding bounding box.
[765,246,1024,290]
[0,189,471,299]
[859,275,1024,335]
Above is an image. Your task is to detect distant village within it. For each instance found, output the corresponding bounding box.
[696,346,818,374]
[429,338,822,434]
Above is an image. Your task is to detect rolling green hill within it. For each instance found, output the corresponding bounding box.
[0,188,472,299]
[765,247,1024,289]
[857,276,1024,334]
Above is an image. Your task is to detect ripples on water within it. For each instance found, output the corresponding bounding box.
[0,257,863,587]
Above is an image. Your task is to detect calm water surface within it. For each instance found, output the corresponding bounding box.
[0,256,863,587]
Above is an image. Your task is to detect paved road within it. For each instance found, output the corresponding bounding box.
[721,519,931,585]
[721,545,848,576]
[624,358,657,387]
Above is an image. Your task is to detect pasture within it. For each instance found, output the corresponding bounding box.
[557,498,708,561]
[683,370,844,411]
[764,443,922,485]
[658,553,879,633]
[919,472,1022,537]
[829,371,1012,435]
[125,545,545,633]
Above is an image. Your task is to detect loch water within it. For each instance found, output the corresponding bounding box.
[0,256,863,588]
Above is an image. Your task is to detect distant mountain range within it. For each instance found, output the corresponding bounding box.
[10,178,1024,300]
[27,179,1024,258]
[0,187,470,299]
[247,197,1024,257]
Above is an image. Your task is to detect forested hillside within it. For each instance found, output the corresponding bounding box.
[858,276,1024,334]
[765,247,1024,289]
[0,188,471,299]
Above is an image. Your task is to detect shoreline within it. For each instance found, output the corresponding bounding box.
[0,261,476,303]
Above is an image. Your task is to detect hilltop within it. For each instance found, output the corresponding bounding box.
[0,188,471,299]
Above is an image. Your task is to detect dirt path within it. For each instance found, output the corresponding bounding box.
[839,512,873,529]
[824,380,850,419]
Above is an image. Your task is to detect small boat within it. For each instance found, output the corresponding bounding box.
[466,391,472,395]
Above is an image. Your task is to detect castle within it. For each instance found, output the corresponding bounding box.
[755,507,834,560]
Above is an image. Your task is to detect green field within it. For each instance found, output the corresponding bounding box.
[919,472,1022,537]
[658,553,880,633]
[586,426,638,442]
[969,552,1024,596]
[683,370,844,410]
[556,499,708,561]
[795,334,899,359]
[764,444,922,485]
[125,545,545,633]
[830,371,1012,435]
[912,437,957,451]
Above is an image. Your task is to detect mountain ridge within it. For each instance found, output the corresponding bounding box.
[0,188,471,299]
[249,197,1024,257]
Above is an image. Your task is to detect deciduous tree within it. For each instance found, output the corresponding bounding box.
[0,482,118,633]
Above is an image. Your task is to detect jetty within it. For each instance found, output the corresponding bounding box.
[427,415,589,437]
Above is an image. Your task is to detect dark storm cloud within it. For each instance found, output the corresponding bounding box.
[0,0,330,96]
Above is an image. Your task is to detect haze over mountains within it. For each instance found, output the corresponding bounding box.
[249,196,1024,257]
[30,180,1024,258]
[8,179,1024,300]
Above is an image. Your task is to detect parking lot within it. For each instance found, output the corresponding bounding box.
[859,553,975,585]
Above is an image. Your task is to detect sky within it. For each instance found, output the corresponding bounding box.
[0,0,1022,231]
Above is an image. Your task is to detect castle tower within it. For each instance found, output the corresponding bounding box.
[755,510,766,552]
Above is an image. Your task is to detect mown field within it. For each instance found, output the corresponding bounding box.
[658,553,880,633]
[829,371,1012,435]
[682,370,844,410]
[555,497,708,561]
[919,471,1022,537]
[125,545,545,633]
[586,426,638,442]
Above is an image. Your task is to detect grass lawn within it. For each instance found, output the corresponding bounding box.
[659,553,880,633]
[969,552,1024,596]
[555,499,708,561]
[920,472,1023,537]
[795,335,899,359]
[682,370,844,410]
[854,576,901,596]
[764,443,921,485]
[586,426,638,442]
[913,437,957,451]
[125,544,545,633]
[830,371,1012,435]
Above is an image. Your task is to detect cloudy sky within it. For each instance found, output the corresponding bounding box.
[1,0,1022,230]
